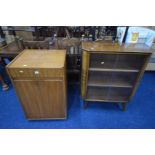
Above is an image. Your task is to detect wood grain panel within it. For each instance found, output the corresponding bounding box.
[7,49,66,69]
[14,80,66,119]
[81,50,89,98]
[82,42,154,53]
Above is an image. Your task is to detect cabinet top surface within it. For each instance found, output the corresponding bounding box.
[82,42,154,53]
[7,49,66,68]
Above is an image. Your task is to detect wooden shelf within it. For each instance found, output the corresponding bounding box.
[87,71,137,88]
[85,99,128,103]
[87,82,132,88]
[86,87,131,102]
[89,67,139,72]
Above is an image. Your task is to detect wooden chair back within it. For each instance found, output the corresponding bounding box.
[23,41,49,49]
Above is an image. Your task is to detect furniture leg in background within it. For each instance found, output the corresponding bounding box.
[84,101,88,109]
[122,102,126,112]
[0,74,9,91]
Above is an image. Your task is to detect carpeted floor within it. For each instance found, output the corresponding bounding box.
[0,68,155,128]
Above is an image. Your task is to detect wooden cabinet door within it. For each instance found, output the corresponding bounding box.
[14,80,66,119]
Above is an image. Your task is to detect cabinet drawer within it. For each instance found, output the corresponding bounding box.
[8,68,64,79]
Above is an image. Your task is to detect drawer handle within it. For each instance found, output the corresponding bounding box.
[34,70,40,75]
[19,70,24,73]
[101,61,104,65]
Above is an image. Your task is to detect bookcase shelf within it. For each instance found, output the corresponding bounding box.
[86,86,132,102]
[87,71,137,88]
[87,82,132,88]
[89,67,139,72]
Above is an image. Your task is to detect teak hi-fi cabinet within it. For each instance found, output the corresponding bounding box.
[81,42,153,111]
[7,49,67,120]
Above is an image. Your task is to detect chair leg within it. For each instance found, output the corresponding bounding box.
[0,58,7,66]
[122,102,126,112]
[0,74,9,91]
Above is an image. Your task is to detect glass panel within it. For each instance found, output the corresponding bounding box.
[86,86,109,101]
[86,86,132,102]
[89,53,145,71]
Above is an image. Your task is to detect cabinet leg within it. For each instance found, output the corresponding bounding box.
[122,102,126,112]
[84,101,88,109]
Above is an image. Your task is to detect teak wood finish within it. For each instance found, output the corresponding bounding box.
[81,42,153,111]
[7,49,67,120]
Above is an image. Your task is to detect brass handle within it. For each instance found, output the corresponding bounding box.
[19,70,24,73]
[34,70,40,75]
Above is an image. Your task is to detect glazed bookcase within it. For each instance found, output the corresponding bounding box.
[81,42,153,111]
